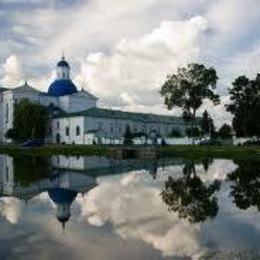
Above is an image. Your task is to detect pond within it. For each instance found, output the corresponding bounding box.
[0,154,260,259]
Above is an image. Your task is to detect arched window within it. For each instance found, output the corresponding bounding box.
[66,127,70,136]
[76,126,80,136]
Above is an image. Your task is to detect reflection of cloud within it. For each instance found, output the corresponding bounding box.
[77,160,238,257]
[197,159,237,182]
[0,197,24,224]
[78,171,204,257]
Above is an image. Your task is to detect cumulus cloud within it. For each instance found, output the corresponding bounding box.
[0,55,23,87]
[1,0,260,125]
[74,16,208,110]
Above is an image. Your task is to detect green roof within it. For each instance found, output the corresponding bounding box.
[53,107,185,125]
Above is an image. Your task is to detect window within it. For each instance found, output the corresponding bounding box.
[118,126,122,133]
[76,126,80,136]
[110,124,114,133]
[66,127,70,136]
[98,122,103,130]
[57,121,60,129]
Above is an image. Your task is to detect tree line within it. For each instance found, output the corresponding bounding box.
[160,63,260,141]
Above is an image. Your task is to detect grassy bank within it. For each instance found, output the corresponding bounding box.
[0,144,109,157]
[0,144,260,160]
[161,145,260,160]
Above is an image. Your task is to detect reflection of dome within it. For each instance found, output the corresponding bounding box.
[48,188,77,204]
[48,188,78,229]
[48,80,78,97]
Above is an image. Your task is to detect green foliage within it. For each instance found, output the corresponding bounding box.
[168,128,183,137]
[217,123,233,139]
[123,125,134,145]
[185,126,201,138]
[6,128,17,139]
[9,99,49,141]
[160,63,219,142]
[201,110,215,136]
[227,74,260,137]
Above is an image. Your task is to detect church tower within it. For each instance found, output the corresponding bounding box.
[48,55,78,97]
[56,55,70,80]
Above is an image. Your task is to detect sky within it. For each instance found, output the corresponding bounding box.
[1,0,260,127]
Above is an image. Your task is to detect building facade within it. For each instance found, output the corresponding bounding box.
[0,57,188,144]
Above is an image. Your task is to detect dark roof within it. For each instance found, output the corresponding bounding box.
[57,59,70,68]
[0,87,8,93]
[53,107,185,125]
[48,79,78,97]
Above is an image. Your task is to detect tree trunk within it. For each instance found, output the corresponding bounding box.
[192,109,196,145]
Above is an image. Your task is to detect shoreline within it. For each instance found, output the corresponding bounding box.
[0,144,260,160]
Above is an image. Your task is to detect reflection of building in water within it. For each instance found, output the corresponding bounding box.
[0,155,96,228]
[52,155,184,178]
[51,155,113,171]
[0,155,185,226]
[0,155,14,195]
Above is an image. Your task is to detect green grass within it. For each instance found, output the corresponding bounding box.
[0,144,260,160]
[0,144,109,156]
[161,145,260,160]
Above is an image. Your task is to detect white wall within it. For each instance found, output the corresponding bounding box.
[51,116,85,144]
[58,92,97,113]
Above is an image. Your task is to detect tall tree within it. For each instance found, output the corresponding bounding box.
[7,99,49,141]
[217,123,233,139]
[201,110,215,137]
[160,63,219,143]
[123,125,133,145]
[227,75,260,138]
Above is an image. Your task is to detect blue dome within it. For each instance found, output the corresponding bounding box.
[48,79,78,97]
[57,59,70,68]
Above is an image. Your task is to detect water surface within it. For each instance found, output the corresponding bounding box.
[0,155,260,259]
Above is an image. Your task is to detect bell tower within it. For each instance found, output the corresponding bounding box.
[56,55,70,80]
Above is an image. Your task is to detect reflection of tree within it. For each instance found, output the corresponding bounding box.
[13,156,51,187]
[161,159,220,223]
[201,157,213,173]
[227,160,260,210]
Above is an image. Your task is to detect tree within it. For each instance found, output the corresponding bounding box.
[161,159,220,223]
[217,123,233,139]
[8,99,49,142]
[123,125,133,145]
[226,75,260,138]
[185,126,201,138]
[160,63,219,143]
[168,128,183,138]
[227,160,260,211]
[201,110,215,137]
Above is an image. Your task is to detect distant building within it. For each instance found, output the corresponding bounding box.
[0,56,188,144]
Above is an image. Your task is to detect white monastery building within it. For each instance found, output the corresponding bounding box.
[0,56,188,144]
